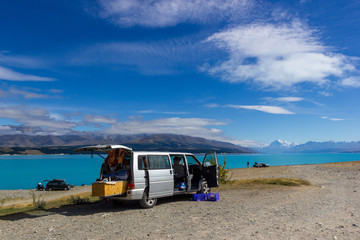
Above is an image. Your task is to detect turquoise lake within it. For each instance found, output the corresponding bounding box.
[0,153,359,190]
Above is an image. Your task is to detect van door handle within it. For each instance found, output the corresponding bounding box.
[170,170,172,175]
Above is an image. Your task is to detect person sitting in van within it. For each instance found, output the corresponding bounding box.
[173,156,186,182]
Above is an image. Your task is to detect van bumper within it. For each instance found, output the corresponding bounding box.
[108,188,144,201]
[125,188,144,200]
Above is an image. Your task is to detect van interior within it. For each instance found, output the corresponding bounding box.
[170,154,202,191]
[100,149,132,182]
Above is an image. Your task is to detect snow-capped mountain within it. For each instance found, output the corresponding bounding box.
[258,139,298,153]
[258,139,360,153]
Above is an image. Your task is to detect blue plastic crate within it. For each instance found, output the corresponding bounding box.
[192,193,206,201]
[206,193,219,201]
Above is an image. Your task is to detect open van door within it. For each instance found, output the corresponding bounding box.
[75,144,133,181]
[75,144,132,153]
[202,152,219,187]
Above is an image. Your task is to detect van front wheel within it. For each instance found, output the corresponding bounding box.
[139,191,157,208]
[198,181,210,194]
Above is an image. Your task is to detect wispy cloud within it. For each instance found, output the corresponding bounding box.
[204,22,358,90]
[137,110,189,115]
[0,125,22,135]
[0,86,62,99]
[0,51,46,69]
[93,0,252,27]
[204,103,220,108]
[101,117,226,138]
[0,106,258,147]
[70,39,209,75]
[227,104,295,114]
[0,66,55,82]
[0,105,77,134]
[275,97,304,102]
[84,114,117,124]
[0,87,48,99]
[321,116,344,121]
[341,77,360,88]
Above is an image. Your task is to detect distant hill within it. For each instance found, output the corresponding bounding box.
[0,133,252,154]
[125,134,252,153]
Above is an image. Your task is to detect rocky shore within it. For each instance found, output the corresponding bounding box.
[1,161,360,239]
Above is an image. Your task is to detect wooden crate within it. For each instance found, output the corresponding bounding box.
[92,181,127,197]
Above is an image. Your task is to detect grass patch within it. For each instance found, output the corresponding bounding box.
[0,205,34,217]
[0,193,100,217]
[69,195,90,205]
[219,178,311,191]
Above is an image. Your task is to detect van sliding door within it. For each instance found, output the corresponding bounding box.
[147,155,174,198]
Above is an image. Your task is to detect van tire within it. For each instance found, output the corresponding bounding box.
[197,181,210,194]
[139,190,157,208]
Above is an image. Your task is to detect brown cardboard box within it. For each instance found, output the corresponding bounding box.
[92,181,128,197]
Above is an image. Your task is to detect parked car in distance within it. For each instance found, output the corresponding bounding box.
[253,162,269,168]
[45,179,71,191]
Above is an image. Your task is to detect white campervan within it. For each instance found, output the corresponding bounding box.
[76,145,219,208]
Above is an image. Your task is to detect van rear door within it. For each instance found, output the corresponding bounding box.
[202,152,219,187]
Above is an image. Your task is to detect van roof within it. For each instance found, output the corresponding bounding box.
[133,151,195,155]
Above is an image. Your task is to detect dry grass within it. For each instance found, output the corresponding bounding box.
[0,192,99,216]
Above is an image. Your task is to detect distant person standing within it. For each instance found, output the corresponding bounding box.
[247,162,249,168]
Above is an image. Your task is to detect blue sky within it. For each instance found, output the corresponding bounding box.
[0,0,359,147]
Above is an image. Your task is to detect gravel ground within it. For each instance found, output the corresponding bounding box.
[1,161,360,240]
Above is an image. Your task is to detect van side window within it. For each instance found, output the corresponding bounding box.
[147,155,171,169]
[138,155,148,170]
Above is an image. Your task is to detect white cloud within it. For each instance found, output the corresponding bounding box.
[137,110,189,115]
[0,106,77,134]
[275,97,304,102]
[101,117,227,138]
[0,66,55,82]
[0,107,256,147]
[205,23,357,89]
[341,77,360,88]
[0,51,45,69]
[0,125,22,135]
[84,114,117,124]
[0,86,62,99]
[94,0,252,27]
[321,116,344,121]
[319,91,332,97]
[0,87,48,99]
[227,104,295,114]
[204,103,220,108]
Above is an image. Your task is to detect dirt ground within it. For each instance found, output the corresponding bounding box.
[1,161,360,239]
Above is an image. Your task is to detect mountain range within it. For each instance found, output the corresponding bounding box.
[258,139,360,153]
[0,132,252,155]
[1,126,359,154]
